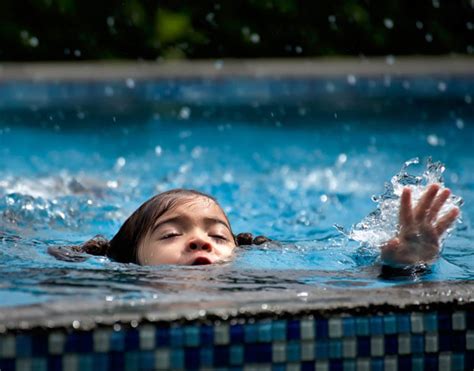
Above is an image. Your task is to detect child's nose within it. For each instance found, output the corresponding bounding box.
[188,238,213,252]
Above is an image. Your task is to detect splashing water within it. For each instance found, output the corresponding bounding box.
[347,158,463,249]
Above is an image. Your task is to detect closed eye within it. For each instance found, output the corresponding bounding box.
[160,233,181,240]
[210,234,228,242]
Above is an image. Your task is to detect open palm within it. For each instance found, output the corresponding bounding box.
[380,184,460,266]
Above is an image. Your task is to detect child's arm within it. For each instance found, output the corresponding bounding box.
[379,184,459,267]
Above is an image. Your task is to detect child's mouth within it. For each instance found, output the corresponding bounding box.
[191,257,212,265]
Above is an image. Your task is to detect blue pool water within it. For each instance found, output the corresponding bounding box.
[0,76,473,308]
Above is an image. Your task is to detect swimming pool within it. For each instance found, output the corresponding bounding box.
[1,60,473,369]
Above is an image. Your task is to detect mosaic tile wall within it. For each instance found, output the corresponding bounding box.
[1,309,473,370]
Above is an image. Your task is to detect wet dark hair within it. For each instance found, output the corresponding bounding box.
[51,189,270,264]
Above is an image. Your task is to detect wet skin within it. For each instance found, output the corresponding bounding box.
[137,196,236,265]
[380,184,460,266]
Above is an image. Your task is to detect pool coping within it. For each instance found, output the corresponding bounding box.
[1,56,474,81]
[1,281,473,332]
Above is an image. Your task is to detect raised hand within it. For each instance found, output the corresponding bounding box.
[380,184,460,267]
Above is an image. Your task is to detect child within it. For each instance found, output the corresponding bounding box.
[61,184,459,268]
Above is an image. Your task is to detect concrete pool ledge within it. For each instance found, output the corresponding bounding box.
[1,56,474,81]
[1,281,473,331]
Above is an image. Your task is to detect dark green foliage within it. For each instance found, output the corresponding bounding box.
[0,0,472,60]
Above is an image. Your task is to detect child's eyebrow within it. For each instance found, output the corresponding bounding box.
[151,216,232,234]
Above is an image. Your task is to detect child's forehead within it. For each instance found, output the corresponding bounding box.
[166,195,224,216]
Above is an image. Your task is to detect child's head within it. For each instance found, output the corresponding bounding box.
[75,189,270,266]
[107,189,236,265]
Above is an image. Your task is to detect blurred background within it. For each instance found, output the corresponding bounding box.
[1,0,473,61]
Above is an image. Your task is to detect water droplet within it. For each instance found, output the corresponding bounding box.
[295,45,303,54]
[455,119,464,129]
[432,0,440,8]
[385,55,395,65]
[425,33,433,42]
[337,153,347,165]
[427,134,444,146]
[384,18,394,29]
[104,86,114,96]
[416,21,424,29]
[74,49,81,57]
[250,33,260,44]
[320,194,328,203]
[464,94,472,104]
[437,81,447,92]
[106,180,118,189]
[155,146,163,156]
[328,15,336,23]
[297,292,308,297]
[179,106,191,120]
[261,304,268,310]
[113,323,121,331]
[326,82,335,92]
[347,75,357,85]
[107,16,115,27]
[125,78,135,89]
[72,320,80,329]
[115,157,126,169]
[214,60,223,70]
[29,37,39,47]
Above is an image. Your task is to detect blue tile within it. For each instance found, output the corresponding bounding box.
[16,334,32,357]
[214,345,230,367]
[184,347,200,370]
[272,321,286,342]
[272,364,286,371]
[109,351,124,371]
[170,327,184,347]
[139,350,155,370]
[125,329,140,351]
[32,334,48,356]
[48,355,62,371]
[31,357,48,371]
[156,328,169,346]
[355,318,369,336]
[316,319,329,339]
[170,348,184,369]
[423,312,438,332]
[425,354,438,370]
[258,322,272,343]
[452,332,466,352]
[229,345,243,366]
[329,359,343,371]
[371,358,384,371]
[76,332,93,353]
[329,339,342,359]
[0,359,15,371]
[244,323,258,343]
[301,361,315,371]
[315,339,329,359]
[342,360,356,371]
[370,316,384,335]
[93,352,109,369]
[437,312,452,331]
[452,353,464,371]
[286,341,300,362]
[467,312,474,329]
[184,326,200,347]
[200,346,213,367]
[245,343,272,363]
[287,320,300,340]
[439,333,451,352]
[411,334,424,354]
[357,336,370,357]
[397,314,411,333]
[398,355,412,371]
[230,324,244,343]
[383,315,397,334]
[110,331,125,351]
[467,351,474,370]
[200,325,214,345]
[342,318,355,337]
[79,354,94,370]
[384,334,398,354]
[412,355,424,370]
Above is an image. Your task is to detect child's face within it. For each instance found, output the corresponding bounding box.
[137,196,236,265]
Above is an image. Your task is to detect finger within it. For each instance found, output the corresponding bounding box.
[399,187,414,228]
[414,184,440,222]
[427,188,451,222]
[435,207,460,237]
